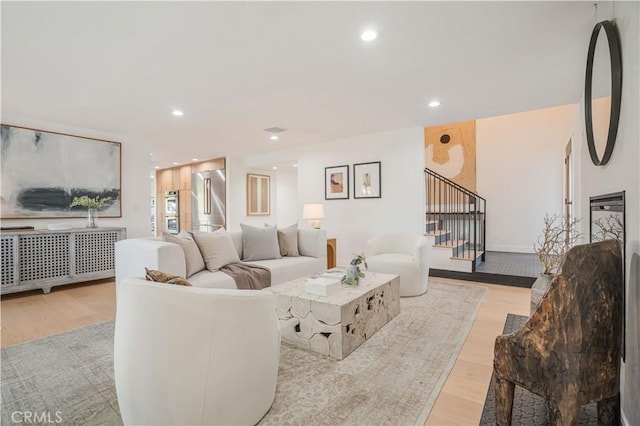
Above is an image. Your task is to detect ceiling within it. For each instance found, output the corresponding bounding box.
[1,1,597,169]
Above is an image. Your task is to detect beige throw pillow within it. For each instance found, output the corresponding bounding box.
[277,223,299,257]
[163,232,206,278]
[241,223,281,261]
[192,231,241,271]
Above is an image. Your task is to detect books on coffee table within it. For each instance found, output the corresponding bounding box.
[305,276,343,296]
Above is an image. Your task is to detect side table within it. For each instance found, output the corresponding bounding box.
[327,238,336,269]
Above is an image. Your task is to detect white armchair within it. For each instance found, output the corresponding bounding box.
[365,233,430,297]
[114,278,280,425]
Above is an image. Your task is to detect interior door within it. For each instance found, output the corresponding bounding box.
[564,139,573,246]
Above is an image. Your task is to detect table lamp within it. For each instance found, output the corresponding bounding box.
[303,203,325,229]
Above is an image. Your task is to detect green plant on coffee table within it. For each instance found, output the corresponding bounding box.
[534,213,581,275]
[70,196,111,210]
[344,253,367,286]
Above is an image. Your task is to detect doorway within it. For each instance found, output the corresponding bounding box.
[564,139,573,246]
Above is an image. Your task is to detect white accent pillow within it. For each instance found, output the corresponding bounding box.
[163,232,205,277]
[277,223,299,257]
[192,231,241,272]
[241,224,282,261]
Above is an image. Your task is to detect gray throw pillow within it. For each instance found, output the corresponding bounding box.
[241,223,281,261]
[192,231,241,272]
[163,232,206,278]
[277,223,299,257]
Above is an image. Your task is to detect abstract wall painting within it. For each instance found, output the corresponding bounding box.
[0,125,122,219]
[424,120,477,192]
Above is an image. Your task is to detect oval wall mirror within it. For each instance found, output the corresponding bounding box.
[584,20,622,166]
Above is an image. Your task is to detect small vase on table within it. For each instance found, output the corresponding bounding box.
[87,208,98,228]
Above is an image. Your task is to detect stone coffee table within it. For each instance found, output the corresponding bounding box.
[265,272,400,360]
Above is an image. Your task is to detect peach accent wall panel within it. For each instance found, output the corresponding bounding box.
[424,121,477,192]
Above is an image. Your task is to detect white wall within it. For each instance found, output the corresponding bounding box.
[240,127,424,266]
[225,156,278,231]
[296,127,424,266]
[476,104,576,253]
[571,3,639,423]
[0,115,151,238]
[275,167,298,227]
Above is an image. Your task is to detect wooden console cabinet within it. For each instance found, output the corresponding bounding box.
[0,227,126,295]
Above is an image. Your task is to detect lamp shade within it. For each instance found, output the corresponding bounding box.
[302,203,325,229]
[303,203,325,219]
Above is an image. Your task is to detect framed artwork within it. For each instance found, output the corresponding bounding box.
[325,165,349,200]
[0,124,122,219]
[246,173,270,215]
[353,161,381,199]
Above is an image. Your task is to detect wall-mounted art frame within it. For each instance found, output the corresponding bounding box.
[0,124,122,219]
[325,165,349,200]
[246,173,270,216]
[353,161,381,199]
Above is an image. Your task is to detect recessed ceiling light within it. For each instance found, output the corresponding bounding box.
[192,158,199,162]
[428,100,441,108]
[361,30,377,42]
[154,166,160,169]
[172,110,184,116]
[272,166,278,170]
[173,162,179,165]
[150,174,155,179]
[293,164,298,168]
[270,135,279,141]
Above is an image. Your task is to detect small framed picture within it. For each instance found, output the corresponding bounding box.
[246,173,270,215]
[325,165,349,200]
[353,161,381,199]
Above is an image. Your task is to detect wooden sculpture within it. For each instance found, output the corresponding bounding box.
[494,239,622,425]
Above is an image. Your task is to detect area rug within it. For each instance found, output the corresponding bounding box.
[479,314,597,425]
[1,278,485,426]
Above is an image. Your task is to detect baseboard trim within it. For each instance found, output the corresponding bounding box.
[429,269,535,288]
[485,245,534,254]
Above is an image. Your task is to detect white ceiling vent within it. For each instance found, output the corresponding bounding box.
[263,127,288,134]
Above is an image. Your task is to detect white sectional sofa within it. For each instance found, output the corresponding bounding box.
[115,229,327,290]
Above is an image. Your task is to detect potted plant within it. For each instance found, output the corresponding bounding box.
[70,196,111,228]
[531,213,581,312]
[344,253,367,286]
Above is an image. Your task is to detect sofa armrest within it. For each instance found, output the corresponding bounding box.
[115,238,186,291]
[297,229,327,259]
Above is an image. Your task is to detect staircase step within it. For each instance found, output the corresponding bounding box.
[450,250,484,261]
[425,220,438,232]
[425,230,450,245]
[433,239,467,250]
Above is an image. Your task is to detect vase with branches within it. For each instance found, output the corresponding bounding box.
[533,213,581,275]
[530,213,581,313]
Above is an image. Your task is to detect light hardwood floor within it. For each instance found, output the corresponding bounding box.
[0,277,530,425]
